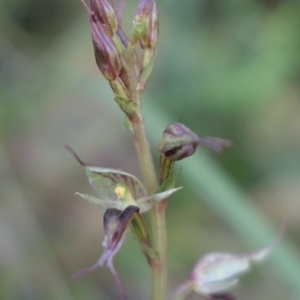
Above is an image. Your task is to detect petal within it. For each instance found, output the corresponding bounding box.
[190,253,249,294]
[72,233,126,282]
[76,192,129,211]
[194,277,239,295]
[72,206,140,278]
[136,187,182,212]
[196,137,232,153]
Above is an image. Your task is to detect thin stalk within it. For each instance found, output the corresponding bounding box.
[131,112,158,193]
[125,47,167,300]
[149,201,167,300]
[131,105,167,300]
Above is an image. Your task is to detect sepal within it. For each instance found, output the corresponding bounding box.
[72,206,140,299]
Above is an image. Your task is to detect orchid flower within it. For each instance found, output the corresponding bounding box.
[66,146,181,299]
[170,222,285,300]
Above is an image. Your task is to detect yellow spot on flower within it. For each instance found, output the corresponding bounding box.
[115,185,126,199]
[114,183,137,206]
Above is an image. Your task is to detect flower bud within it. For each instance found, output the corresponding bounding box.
[158,123,198,161]
[90,0,118,35]
[130,0,155,45]
[80,0,122,80]
[134,0,154,23]
[140,2,158,49]
[158,123,231,161]
[91,14,122,80]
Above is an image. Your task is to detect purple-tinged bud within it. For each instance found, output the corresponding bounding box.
[90,0,118,35]
[131,0,156,45]
[93,45,118,80]
[158,123,231,161]
[91,14,122,80]
[80,0,121,80]
[140,1,158,49]
[134,0,154,23]
[116,28,129,48]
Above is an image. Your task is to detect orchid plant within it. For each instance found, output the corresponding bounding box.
[68,0,282,299]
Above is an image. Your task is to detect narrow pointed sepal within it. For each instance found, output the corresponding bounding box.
[75,192,118,210]
[137,187,182,212]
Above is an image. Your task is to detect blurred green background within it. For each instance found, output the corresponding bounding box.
[1,0,300,299]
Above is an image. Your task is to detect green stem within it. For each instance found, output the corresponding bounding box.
[131,113,158,193]
[149,201,167,300]
[131,110,167,300]
[126,47,167,300]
